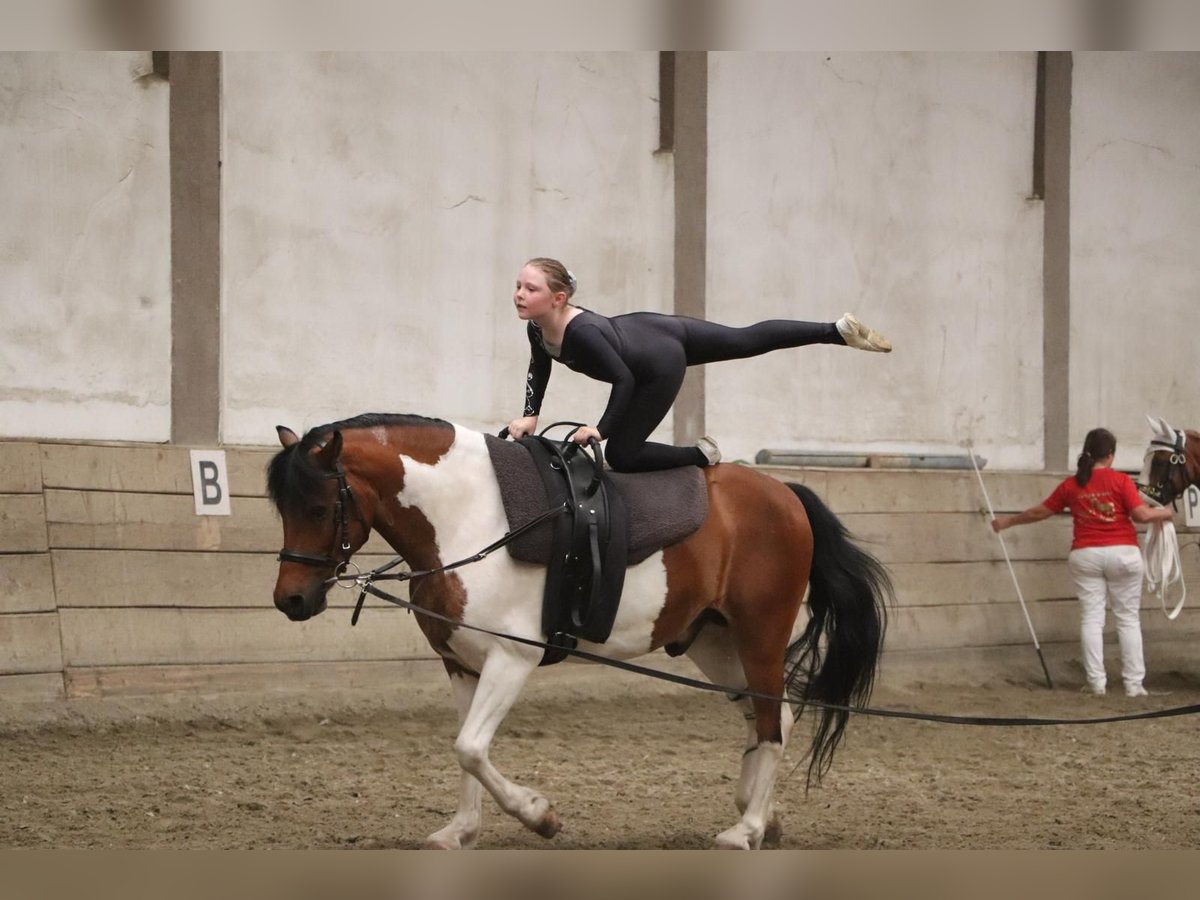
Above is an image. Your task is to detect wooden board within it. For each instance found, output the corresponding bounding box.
[0,613,64,673]
[0,672,65,702]
[0,443,42,493]
[43,490,392,554]
[886,601,1200,652]
[0,554,56,614]
[64,658,445,699]
[58,607,435,667]
[0,493,48,553]
[51,549,401,608]
[760,466,1065,514]
[839,511,1075,564]
[888,559,1075,607]
[39,443,275,495]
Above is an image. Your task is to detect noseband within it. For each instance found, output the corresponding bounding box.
[1140,429,1191,505]
[277,462,366,571]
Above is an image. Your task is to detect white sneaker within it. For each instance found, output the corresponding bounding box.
[836,313,892,353]
[1081,683,1106,696]
[696,435,721,466]
[1125,685,1149,698]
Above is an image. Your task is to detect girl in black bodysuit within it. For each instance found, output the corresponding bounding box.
[506,257,892,473]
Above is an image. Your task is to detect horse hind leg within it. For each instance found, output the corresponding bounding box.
[684,623,791,849]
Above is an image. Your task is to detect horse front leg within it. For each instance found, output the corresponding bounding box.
[448,648,561,841]
[424,664,485,849]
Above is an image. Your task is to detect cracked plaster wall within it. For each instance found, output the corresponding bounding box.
[1070,52,1200,470]
[220,52,673,446]
[0,52,170,441]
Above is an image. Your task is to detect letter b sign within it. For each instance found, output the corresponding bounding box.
[190,450,231,516]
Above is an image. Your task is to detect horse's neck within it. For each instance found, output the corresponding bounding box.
[1187,430,1200,486]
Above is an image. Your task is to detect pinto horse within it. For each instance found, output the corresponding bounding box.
[268,413,891,849]
[1141,416,1200,506]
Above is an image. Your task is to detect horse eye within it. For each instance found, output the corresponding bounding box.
[307,504,329,520]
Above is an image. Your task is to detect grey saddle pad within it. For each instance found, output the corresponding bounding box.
[484,434,708,566]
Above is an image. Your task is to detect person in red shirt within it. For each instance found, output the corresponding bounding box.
[992,427,1174,697]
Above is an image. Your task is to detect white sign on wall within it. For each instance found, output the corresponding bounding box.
[1186,484,1200,529]
[189,450,231,516]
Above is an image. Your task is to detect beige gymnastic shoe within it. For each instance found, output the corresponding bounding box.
[1125,684,1149,698]
[696,435,722,466]
[836,313,892,353]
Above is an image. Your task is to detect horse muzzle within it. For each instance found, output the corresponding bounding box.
[274,585,329,621]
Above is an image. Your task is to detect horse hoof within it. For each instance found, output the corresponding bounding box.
[533,808,562,839]
[713,827,753,850]
[422,839,455,850]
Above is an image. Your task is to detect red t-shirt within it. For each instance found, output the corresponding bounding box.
[1042,467,1144,550]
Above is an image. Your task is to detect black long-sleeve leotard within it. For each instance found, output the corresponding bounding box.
[523,308,842,472]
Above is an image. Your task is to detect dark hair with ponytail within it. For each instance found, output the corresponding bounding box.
[1075,427,1117,487]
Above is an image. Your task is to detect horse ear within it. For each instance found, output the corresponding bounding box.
[315,430,343,471]
[1157,416,1175,438]
[277,426,300,448]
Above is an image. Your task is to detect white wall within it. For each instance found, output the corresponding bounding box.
[706,52,1045,468]
[0,52,171,441]
[220,52,673,446]
[1070,52,1200,471]
[2,51,1199,471]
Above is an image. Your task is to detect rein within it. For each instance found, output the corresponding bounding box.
[289,439,1200,729]
[341,558,1200,729]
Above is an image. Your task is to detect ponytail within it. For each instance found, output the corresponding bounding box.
[1075,427,1116,487]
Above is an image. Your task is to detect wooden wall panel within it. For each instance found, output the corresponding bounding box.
[0,613,64,673]
[889,559,1074,607]
[43,490,392,554]
[760,466,1064,513]
[0,672,65,702]
[0,494,49,552]
[887,601,1200,652]
[841,511,1074,564]
[52,549,401,608]
[58,607,435,667]
[0,443,42,493]
[39,444,275,495]
[0,554,56,613]
[65,659,444,699]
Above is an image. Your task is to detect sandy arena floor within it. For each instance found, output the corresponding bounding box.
[2,667,1198,849]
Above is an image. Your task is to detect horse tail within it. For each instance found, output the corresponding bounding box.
[783,482,892,787]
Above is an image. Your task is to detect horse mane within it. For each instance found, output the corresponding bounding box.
[266,412,453,513]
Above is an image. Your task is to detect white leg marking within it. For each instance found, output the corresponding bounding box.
[686,624,790,848]
[452,649,559,838]
[715,742,785,849]
[424,671,484,850]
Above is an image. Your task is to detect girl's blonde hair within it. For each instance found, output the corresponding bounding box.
[525,257,577,299]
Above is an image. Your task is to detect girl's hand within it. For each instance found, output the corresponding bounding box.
[507,416,539,439]
[991,517,1008,533]
[570,425,602,445]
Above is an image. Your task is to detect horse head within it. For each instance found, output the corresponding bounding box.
[268,425,374,621]
[1139,414,1198,506]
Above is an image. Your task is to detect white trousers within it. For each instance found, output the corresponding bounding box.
[1067,544,1146,691]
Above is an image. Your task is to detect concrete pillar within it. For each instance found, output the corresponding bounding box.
[169,52,222,445]
[671,51,708,446]
[1041,52,1072,470]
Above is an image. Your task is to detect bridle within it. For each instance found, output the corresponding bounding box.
[277,462,366,573]
[1139,429,1193,506]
